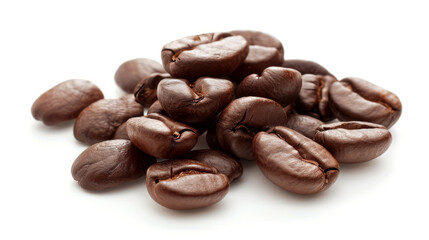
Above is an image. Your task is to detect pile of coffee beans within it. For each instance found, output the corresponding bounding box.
[31,30,402,210]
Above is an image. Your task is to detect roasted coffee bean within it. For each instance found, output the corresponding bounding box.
[206,114,222,150]
[134,73,171,107]
[295,74,337,121]
[286,112,324,139]
[114,58,166,93]
[113,122,129,140]
[182,149,243,182]
[237,67,302,106]
[282,59,335,77]
[127,113,198,158]
[146,159,229,210]
[71,139,156,191]
[253,126,339,194]
[31,79,104,126]
[161,32,249,80]
[147,100,167,115]
[147,100,211,135]
[230,30,284,80]
[74,94,143,145]
[216,96,287,161]
[157,77,234,123]
[329,77,402,128]
[314,121,392,163]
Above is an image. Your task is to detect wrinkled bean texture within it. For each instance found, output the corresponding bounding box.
[237,67,302,106]
[329,77,402,128]
[314,121,392,163]
[253,126,339,194]
[32,79,104,126]
[146,159,229,210]
[282,59,335,77]
[115,58,166,93]
[161,32,249,80]
[71,140,156,191]
[230,30,284,80]
[182,149,243,182]
[127,113,198,158]
[157,77,234,123]
[73,94,143,145]
[216,96,287,161]
[134,73,171,107]
[295,74,337,121]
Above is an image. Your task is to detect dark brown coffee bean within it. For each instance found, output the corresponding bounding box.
[147,100,167,115]
[286,112,323,139]
[127,113,198,158]
[133,73,171,107]
[216,96,287,161]
[182,149,243,182]
[113,122,129,140]
[237,67,302,106]
[206,114,222,150]
[329,77,402,128]
[314,121,392,163]
[161,32,249,80]
[71,139,156,191]
[295,74,337,121]
[230,30,284,80]
[146,159,229,210]
[73,94,143,145]
[253,126,339,194]
[147,100,211,135]
[282,59,335,77]
[157,77,234,123]
[114,58,166,93]
[31,79,104,126]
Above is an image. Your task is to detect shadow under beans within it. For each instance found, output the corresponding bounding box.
[155,199,225,218]
[32,119,75,133]
[71,177,147,195]
[338,156,387,175]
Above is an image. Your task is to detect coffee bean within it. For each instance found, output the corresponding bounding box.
[182,149,243,182]
[147,100,167,115]
[113,122,129,140]
[314,121,392,163]
[295,74,337,121]
[114,58,166,93]
[237,66,302,106]
[127,113,198,158]
[216,96,287,161]
[157,77,234,123]
[329,77,402,128]
[146,159,229,210]
[161,32,249,79]
[73,94,143,145]
[133,73,171,107]
[282,59,335,77]
[230,30,284,80]
[206,114,222,150]
[71,139,156,191]
[286,112,324,139]
[253,126,339,194]
[31,79,104,126]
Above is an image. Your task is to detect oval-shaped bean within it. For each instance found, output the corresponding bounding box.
[71,139,156,191]
[329,77,402,128]
[314,121,392,163]
[146,159,229,210]
[31,79,104,126]
[253,126,339,194]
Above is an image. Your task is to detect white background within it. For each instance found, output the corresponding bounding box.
[1,0,428,239]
